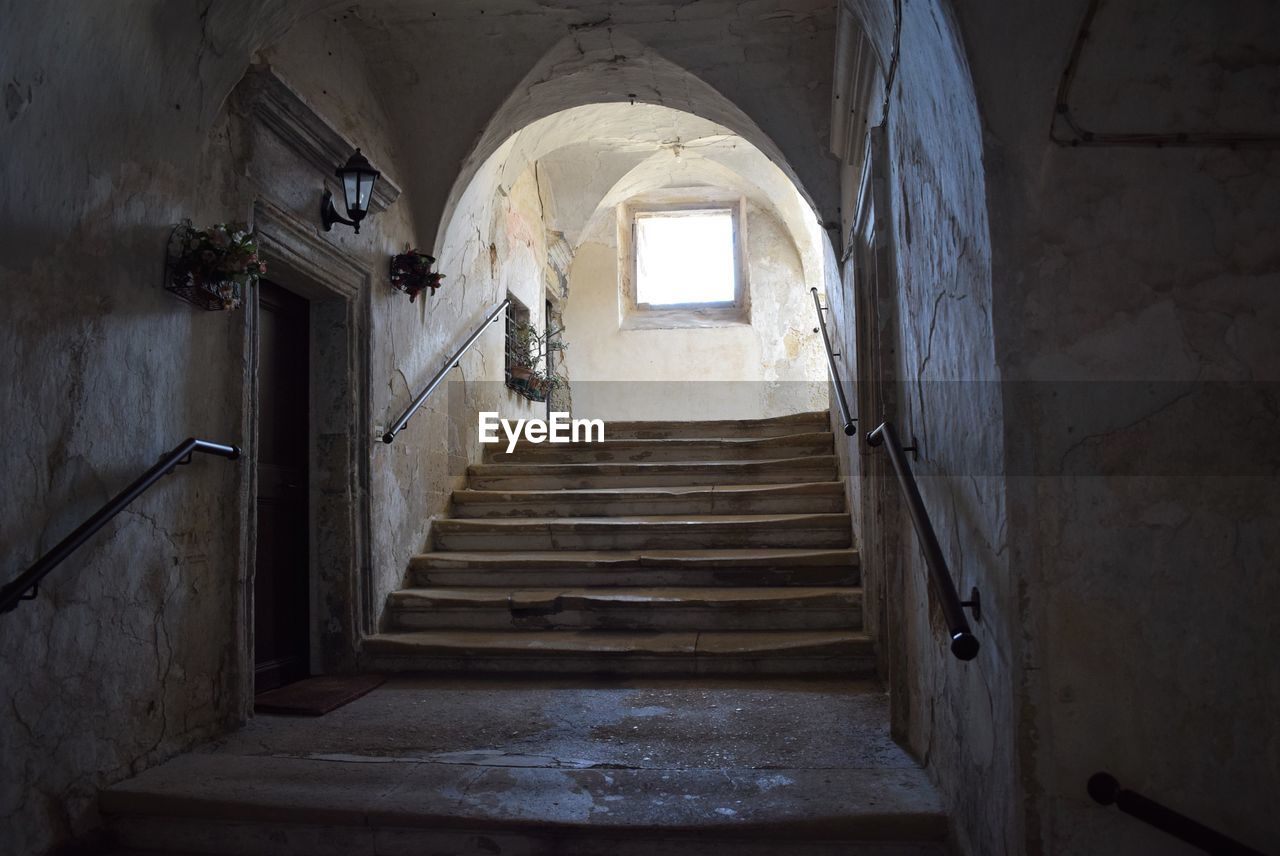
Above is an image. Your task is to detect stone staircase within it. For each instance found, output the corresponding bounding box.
[98,412,951,855]
[361,411,873,675]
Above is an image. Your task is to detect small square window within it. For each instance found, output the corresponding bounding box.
[620,198,748,330]
[635,209,736,306]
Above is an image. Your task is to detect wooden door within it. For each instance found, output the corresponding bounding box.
[254,279,310,693]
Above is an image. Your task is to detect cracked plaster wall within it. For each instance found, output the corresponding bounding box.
[0,4,299,851]
[427,122,560,453]
[0,5,486,853]
[830,0,1280,854]
[961,1,1280,853]
[827,1,1015,854]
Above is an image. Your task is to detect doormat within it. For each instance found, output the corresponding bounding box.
[255,674,386,716]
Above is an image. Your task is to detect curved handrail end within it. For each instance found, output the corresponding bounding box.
[1087,772,1121,806]
[950,632,980,661]
[190,438,241,460]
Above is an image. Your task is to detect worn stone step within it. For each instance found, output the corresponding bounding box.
[385,586,863,631]
[102,752,945,855]
[411,547,861,587]
[602,411,831,440]
[360,629,875,675]
[431,513,853,552]
[452,481,846,518]
[467,455,839,490]
[484,432,834,464]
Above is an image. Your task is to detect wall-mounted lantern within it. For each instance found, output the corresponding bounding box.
[321,148,381,234]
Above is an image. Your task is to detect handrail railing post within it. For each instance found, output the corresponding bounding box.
[867,420,979,660]
[381,298,510,444]
[1088,773,1266,855]
[0,437,241,615]
[810,287,857,436]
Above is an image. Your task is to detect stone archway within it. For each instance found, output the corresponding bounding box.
[429,98,836,425]
[434,28,833,259]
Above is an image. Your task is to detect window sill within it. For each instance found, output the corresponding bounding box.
[620,304,750,331]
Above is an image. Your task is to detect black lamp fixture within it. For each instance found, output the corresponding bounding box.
[321,148,381,233]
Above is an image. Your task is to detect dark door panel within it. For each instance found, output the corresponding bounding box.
[254,280,310,693]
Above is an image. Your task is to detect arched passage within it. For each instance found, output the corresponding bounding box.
[434,99,834,421]
[434,27,833,253]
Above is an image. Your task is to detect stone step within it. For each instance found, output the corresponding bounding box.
[452,481,846,518]
[384,586,863,631]
[467,455,839,491]
[411,547,861,587]
[360,629,876,675]
[101,751,946,855]
[431,513,853,552]
[484,431,834,464]
[602,411,831,439]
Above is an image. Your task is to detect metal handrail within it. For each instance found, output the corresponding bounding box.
[381,298,510,444]
[810,287,856,435]
[1088,773,1265,855]
[866,420,980,660]
[0,437,241,615]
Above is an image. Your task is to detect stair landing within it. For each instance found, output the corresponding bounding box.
[101,676,947,855]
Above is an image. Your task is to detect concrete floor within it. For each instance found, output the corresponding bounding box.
[217,676,917,771]
[103,677,947,855]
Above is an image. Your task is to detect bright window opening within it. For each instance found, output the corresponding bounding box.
[635,209,736,306]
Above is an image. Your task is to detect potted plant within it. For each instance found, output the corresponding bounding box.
[389,250,445,302]
[520,370,565,402]
[506,322,568,400]
[540,371,569,400]
[507,321,540,383]
[165,220,264,310]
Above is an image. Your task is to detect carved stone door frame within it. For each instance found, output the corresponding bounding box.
[241,198,373,686]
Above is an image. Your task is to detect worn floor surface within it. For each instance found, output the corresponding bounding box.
[102,676,946,854]
[221,675,912,769]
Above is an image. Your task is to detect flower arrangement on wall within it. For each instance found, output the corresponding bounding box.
[165,220,264,311]
[389,250,445,302]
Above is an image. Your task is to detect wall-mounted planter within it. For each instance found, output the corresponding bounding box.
[389,250,444,302]
[164,220,263,311]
